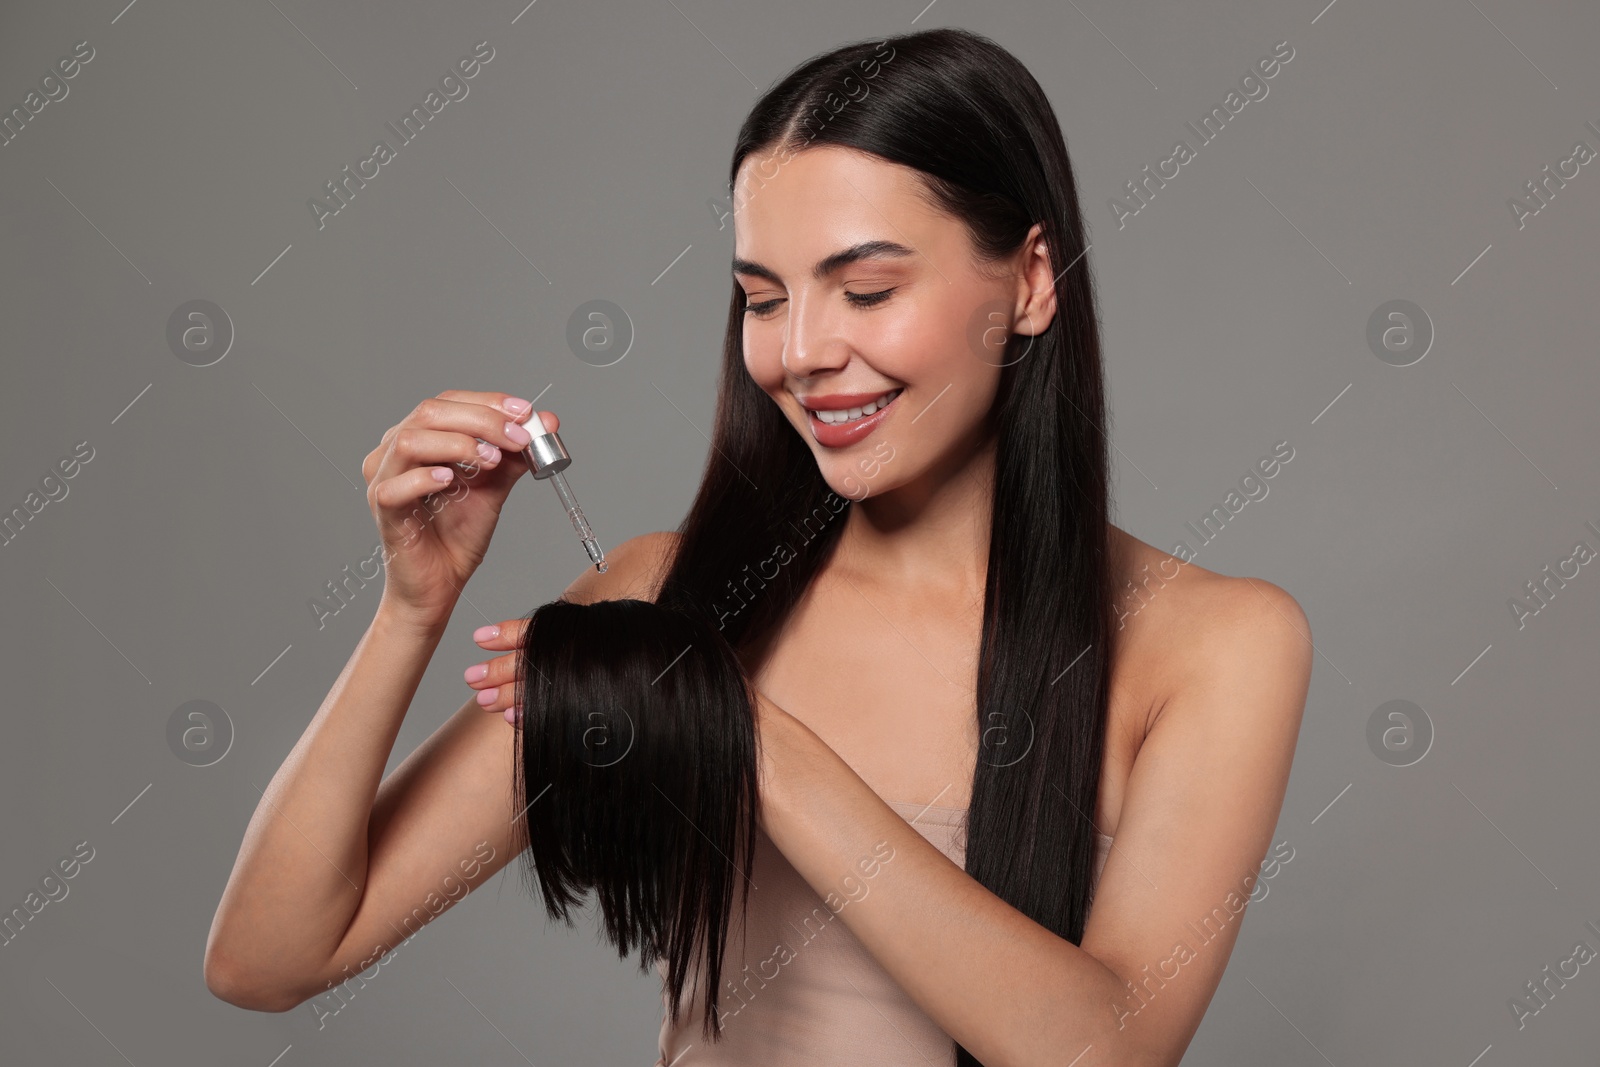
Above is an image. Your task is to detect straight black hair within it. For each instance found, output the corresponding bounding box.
[650,26,1115,1066]
[509,597,761,1043]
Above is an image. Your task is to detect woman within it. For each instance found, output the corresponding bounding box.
[205,26,1311,1067]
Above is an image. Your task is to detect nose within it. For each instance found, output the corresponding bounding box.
[781,290,852,379]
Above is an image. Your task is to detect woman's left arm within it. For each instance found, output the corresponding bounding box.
[754,578,1312,1067]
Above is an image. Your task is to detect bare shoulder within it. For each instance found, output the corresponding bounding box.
[1178,572,1312,687]
[560,530,683,605]
[1109,527,1312,730]
[1082,539,1312,1055]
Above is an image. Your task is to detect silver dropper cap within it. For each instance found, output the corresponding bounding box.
[516,425,607,573]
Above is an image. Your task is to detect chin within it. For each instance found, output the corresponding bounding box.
[817,437,902,502]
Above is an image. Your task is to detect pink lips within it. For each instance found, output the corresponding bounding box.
[805,391,900,447]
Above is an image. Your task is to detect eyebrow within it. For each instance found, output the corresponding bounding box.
[731,240,918,285]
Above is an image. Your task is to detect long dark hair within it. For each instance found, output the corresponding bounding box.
[510,597,761,1043]
[651,25,1115,1067]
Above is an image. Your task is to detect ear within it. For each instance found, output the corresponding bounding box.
[1011,222,1060,337]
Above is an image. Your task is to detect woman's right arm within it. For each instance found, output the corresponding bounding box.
[204,532,669,1012]
[202,390,584,1011]
[203,606,499,1011]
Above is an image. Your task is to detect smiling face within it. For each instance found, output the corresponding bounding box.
[732,144,1057,503]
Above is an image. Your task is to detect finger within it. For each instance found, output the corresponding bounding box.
[368,403,556,485]
[462,650,520,692]
[381,414,509,449]
[426,392,561,436]
[472,680,517,716]
[370,425,511,492]
[370,465,461,512]
[471,618,531,650]
[431,390,537,418]
[366,431,494,486]
[401,397,553,456]
[465,651,524,719]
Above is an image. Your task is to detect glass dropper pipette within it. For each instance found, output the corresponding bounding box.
[512,417,607,573]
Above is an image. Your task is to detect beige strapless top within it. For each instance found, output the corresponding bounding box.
[653,799,1114,1066]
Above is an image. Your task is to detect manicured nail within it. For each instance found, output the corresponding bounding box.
[476,686,498,707]
[503,397,531,415]
[504,706,522,724]
[464,663,488,683]
[504,421,533,446]
[431,468,454,482]
[476,442,501,463]
[473,624,500,643]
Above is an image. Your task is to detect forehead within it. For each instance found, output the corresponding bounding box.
[731,145,945,263]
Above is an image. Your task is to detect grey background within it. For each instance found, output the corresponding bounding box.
[2,0,1597,1063]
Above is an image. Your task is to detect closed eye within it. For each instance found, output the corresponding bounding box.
[741,297,783,318]
[846,287,897,309]
[741,287,899,319]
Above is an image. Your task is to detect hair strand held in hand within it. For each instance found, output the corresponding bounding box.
[509,597,760,1043]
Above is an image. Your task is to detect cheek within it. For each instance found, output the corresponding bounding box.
[742,332,784,390]
[884,305,999,401]
[880,341,1002,466]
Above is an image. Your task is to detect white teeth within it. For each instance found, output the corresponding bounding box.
[816,389,900,424]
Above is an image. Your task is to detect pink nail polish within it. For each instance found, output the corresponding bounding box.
[464,663,488,683]
[504,706,521,724]
[476,686,498,707]
[473,624,500,643]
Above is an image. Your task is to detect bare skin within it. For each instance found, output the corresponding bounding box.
[204,142,1311,1067]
